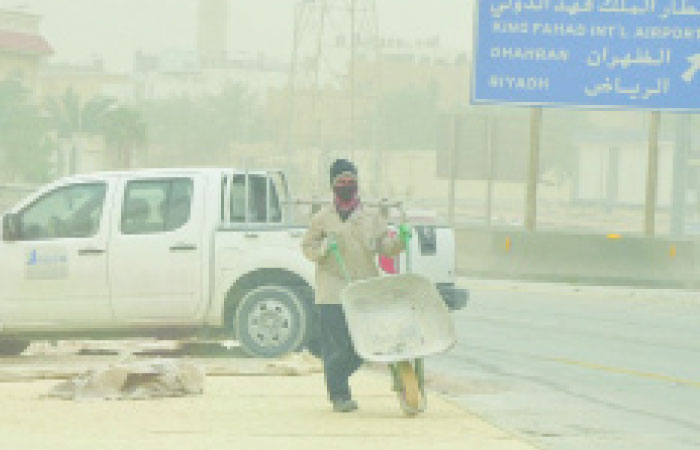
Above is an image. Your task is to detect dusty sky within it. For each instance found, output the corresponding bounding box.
[1,0,472,72]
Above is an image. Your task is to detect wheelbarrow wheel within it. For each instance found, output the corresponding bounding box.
[397,387,427,416]
[396,361,423,416]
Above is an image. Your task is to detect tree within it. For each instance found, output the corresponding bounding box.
[141,84,265,166]
[45,88,115,136]
[44,88,116,173]
[0,78,52,182]
[101,104,147,169]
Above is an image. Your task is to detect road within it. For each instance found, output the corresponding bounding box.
[427,279,700,450]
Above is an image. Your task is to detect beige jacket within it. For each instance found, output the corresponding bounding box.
[302,204,404,305]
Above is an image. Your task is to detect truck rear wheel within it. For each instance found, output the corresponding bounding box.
[234,285,307,358]
[0,340,30,357]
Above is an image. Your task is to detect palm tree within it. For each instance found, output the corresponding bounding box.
[45,88,116,174]
[101,105,147,169]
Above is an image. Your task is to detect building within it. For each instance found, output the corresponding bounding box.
[39,59,133,101]
[0,8,52,88]
[133,49,287,101]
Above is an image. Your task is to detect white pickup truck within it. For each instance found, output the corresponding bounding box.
[0,168,467,357]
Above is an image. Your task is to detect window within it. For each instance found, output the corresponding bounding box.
[230,175,245,223]
[121,178,192,235]
[229,174,282,224]
[18,183,107,241]
[416,225,437,256]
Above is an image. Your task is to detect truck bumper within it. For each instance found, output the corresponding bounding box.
[436,283,469,311]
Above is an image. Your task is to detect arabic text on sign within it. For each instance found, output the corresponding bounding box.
[490,0,700,18]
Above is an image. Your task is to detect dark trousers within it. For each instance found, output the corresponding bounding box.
[316,304,363,402]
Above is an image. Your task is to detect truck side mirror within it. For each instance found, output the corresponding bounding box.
[2,213,19,242]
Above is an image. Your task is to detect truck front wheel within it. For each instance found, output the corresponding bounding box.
[234,285,307,358]
[0,340,30,357]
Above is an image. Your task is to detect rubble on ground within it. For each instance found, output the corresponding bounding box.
[48,359,205,401]
[0,341,324,391]
[264,351,323,376]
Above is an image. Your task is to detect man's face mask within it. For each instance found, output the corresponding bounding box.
[333,175,358,201]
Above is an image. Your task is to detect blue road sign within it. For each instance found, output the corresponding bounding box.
[472,0,700,110]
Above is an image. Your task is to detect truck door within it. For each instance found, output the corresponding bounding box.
[109,175,205,322]
[0,181,112,327]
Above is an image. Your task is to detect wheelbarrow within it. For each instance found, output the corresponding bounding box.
[331,226,457,416]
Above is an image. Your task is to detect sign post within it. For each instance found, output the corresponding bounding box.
[671,113,691,235]
[645,111,661,237]
[526,108,542,231]
[485,116,496,226]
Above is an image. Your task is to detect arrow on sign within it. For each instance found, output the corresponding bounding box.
[682,54,700,83]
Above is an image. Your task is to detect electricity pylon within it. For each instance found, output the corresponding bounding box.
[284,0,380,193]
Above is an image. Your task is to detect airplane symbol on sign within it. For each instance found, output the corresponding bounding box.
[682,54,700,83]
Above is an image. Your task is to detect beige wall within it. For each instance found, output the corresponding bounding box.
[0,53,40,86]
[39,71,131,101]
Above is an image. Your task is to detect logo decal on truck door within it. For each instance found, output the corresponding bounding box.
[25,248,68,280]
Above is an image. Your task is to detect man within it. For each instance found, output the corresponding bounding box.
[302,159,406,413]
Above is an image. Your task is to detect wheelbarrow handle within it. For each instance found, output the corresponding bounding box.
[328,238,351,282]
[398,224,412,274]
[330,224,412,280]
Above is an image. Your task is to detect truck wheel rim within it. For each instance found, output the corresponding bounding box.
[247,298,293,348]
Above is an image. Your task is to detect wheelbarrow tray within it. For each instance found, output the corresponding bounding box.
[340,274,457,363]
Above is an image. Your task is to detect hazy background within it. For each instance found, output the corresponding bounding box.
[13,0,472,71]
[0,0,698,237]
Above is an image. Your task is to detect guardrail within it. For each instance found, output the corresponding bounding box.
[455,227,698,288]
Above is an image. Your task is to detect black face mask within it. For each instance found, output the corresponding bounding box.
[334,184,358,201]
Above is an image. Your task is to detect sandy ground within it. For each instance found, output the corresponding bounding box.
[0,352,539,450]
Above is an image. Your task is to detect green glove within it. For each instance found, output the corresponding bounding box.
[327,236,350,281]
[327,236,338,255]
[398,224,412,245]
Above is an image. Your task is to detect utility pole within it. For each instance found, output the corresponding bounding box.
[285,3,304,182]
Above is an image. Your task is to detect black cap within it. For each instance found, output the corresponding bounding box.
[329,158,357,185]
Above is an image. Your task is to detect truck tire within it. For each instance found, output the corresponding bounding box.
[235,285,307,358]
[0,340,30,357]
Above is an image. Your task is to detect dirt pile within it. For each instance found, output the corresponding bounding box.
[48,359,204,401]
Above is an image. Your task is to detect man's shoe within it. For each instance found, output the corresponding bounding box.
[332,399,358,413]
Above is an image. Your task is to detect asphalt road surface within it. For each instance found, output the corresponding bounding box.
[427,279,700,450]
